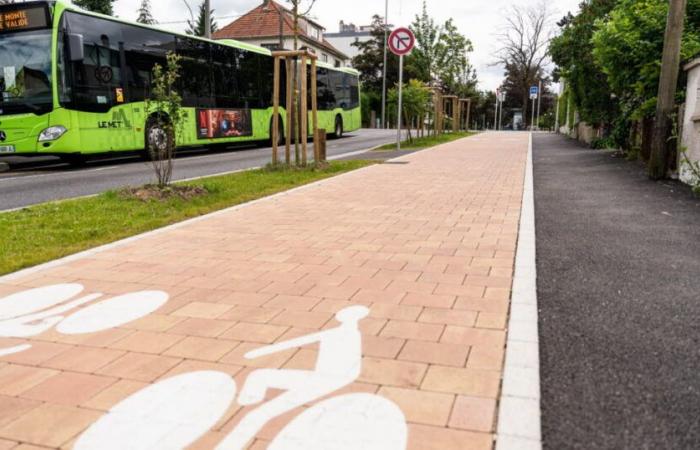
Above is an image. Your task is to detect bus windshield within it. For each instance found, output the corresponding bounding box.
[0,29,53,115]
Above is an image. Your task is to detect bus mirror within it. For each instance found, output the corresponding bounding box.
[68,33,84,62]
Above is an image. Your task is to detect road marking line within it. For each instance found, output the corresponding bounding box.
[495,132,542,449]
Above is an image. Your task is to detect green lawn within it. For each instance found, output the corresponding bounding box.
[0,160,374,276]
[376,131,476,151]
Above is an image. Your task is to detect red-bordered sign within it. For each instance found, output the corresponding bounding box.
[388,27,415,56]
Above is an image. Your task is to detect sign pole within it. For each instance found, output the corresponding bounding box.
[531,97,536,131]
[388,27,414,150]
[397,54,403,150]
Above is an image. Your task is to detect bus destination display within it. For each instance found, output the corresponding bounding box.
[0,5,50,33]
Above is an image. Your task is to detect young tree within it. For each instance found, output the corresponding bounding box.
[388,79,431,142]
[136,0,156,25]
[495,2,552,127]
[145,53,185,188]
[186,1,218,36]
[73,0,114,15]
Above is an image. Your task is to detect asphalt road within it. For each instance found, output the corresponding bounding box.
[534,134,700,449]
[0,129,401,211]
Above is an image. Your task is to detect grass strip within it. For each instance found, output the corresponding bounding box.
[0,160,374,276]
[375,131,476,151]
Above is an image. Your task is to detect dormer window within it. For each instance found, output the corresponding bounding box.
[309,26,322,41]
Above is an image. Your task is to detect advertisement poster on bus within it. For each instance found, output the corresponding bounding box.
[196,109,252,139]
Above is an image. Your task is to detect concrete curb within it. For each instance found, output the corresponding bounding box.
[496,133,542,449]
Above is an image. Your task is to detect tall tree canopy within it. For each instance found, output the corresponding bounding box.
[436,19,477,96]
[186,1,218,36]
[495,2,552,126]
[591,0,700,118]
[136,0,156,25]
[407,2,477,96]
[74,0,113,15]
[407,2,441,84]
[351,15,400,94]
[549,0,617,127]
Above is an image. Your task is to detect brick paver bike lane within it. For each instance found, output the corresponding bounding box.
[0,132,530,450]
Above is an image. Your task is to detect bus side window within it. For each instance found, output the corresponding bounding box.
[348,74,359,109]
[176,37,213,108]
[212,45,238,108]
[237,51,261,110]
[316,68,335,110]
[122,25,174,103]
[61,12,124,112]
[259,54,274,109]
[329,70,349,110]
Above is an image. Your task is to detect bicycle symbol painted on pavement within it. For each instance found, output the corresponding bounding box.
[0,284,169,357]
[0,285,408,449]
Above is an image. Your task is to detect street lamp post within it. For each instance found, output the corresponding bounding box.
[493,90,499,130]
[381,0,389,129]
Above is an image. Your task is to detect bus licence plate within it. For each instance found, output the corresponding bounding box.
[0,145,15,153]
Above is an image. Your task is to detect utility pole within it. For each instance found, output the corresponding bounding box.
[204,0,211,39]
[381,0,389,129]
[554,80,563,133]
[649,0,687,179]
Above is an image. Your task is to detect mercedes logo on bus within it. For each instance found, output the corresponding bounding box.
[0,131,6,142]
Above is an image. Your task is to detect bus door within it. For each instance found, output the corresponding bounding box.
[63,12,136,152]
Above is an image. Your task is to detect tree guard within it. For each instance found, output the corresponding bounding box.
[271,50,320,166]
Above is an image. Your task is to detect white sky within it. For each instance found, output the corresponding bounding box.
[113,0,582,91]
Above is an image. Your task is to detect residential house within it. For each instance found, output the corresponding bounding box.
[213,0,348,67]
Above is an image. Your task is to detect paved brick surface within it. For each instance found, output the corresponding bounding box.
[0,132,528,449]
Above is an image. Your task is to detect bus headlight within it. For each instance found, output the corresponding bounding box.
[38,126,67,142]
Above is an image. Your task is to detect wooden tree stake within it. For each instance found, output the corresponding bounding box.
[285,57,293,165]
[300,55,308,166]
[311,58,319,163]
[272,56,280,165]
[453,97,460,133]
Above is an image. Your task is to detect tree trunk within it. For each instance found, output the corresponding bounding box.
[648,0,687,179]
[640,117,653,160]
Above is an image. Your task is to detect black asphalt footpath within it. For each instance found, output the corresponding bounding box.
[534,133,700,449]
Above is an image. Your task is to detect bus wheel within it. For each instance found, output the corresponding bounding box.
[144,119,174,161]
[334,116,344,139]
[60,154,87,167]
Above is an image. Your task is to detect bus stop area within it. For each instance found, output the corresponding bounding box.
[0,132,533,450]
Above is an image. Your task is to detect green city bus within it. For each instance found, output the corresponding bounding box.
[0,0,361,163]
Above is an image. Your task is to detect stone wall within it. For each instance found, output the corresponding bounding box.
[681,57,700,185]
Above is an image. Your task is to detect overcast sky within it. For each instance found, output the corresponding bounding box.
[113,0,582,91]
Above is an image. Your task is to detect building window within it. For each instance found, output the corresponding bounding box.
[322,54,328,62]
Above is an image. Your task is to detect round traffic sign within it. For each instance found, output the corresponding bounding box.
[388,27,415,56]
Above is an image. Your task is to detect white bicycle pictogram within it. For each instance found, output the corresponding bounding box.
[0,284,169,357]
[75,305,408,450]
